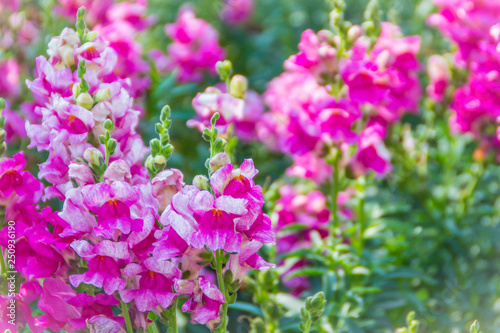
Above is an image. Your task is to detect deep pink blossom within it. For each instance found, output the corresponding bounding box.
[156,6,225,82]
[220,0,254,25]
[175,276,225,329]
[70,240,130,294]
[0,58,20,99]
[120,258,181,312]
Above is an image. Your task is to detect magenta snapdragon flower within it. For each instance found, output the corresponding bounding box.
[69,240,130,294]
[176,276,225,329]
[188,83,265,141]
[151,6,225,82]
[120,258,181,312]
[220,0,254,26]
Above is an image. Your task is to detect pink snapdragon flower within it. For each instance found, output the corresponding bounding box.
[285,29,337,80]
[0,280,43,333]
[151,168,184,213]
[176,276,225,329]
[220,0,254,25]
[188,86,245,137]
[35,277,81,333]
[69,240,130,294]
[153,6,225,82]
[0,58,20,99]
[430,0,500,157]
[0,152,44,206]
[351,123,392,176]
[427,55,451,102]
[188,83,265,141]
[428,0,500,63]
[66,293,124,330]
[286,153,333,185]
[120,258,181,312]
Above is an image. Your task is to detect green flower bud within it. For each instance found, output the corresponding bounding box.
[0,98,6,110]
[209,153,230,173]
[76,92,94,110]
[229,75,248,99]
[0,128,6,143]
[103,119,114,132]
[216,60,233,81]
[193,175,209,190]
[72,83,81,99]
[153,154,167,171]
[161,105,171,121]
[470,320,480,333]
[84,148,104,168]
[95,88,111,102]
[210,112,220,126]
[106,138,117,156]
[84,31,98,43]
[150,139,161,156]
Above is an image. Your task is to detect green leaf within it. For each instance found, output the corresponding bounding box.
[287,267,329,279]
[228,301,263,316]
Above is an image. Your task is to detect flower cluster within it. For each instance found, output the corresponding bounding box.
[150,6,226,82]
[429,0,500,159]
[257,22,422,179]
[0,6,40,143]
[55,0,153,97]
[25,12,148,201]
[0,10,275,332]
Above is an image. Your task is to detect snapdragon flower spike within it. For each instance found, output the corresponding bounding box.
[69,240,130,294]
[429,1,500,158]
[25,11,148,200]
[51,5,152,97]
[257,17,421,179]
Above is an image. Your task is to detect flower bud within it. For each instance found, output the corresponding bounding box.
[229,75,248,99]
[0,98,6,110]
[0,129,6,143]
[85,31,98,42]
[84,147,104,168]
[95,88,111,102]
[347,25,363,43]
[153,154,167,171]
[209,153,231,172]
[77,92,93,110]
[72,83,81,99]
[193,175,209,190]
[216,60,233,81]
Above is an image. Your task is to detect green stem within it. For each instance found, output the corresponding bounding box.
[147,321,160,333]
[301,314,312,333]
[356,196,366,254]
[330,155,340,235]
[169,298,178,333]
[0,247,7,274]
[215,250,229,332]
[121,300,133,333]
